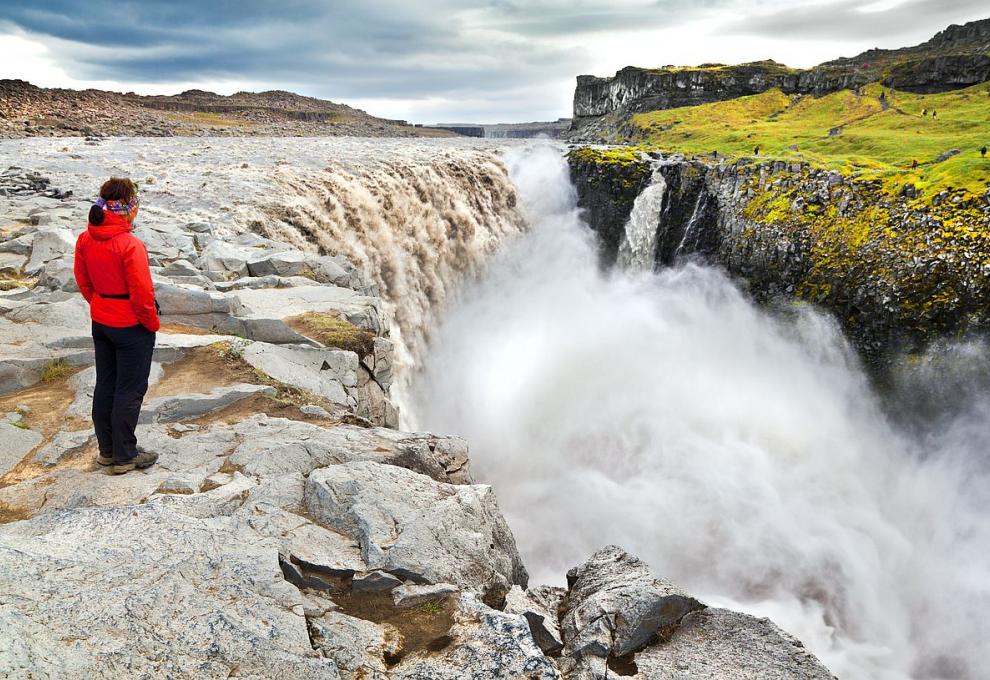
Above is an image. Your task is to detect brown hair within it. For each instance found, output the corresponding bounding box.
[89,177,136,225]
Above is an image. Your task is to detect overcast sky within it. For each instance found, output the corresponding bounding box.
[0,0,986,123]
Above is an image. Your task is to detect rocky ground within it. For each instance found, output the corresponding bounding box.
[0,80,454,138]
[0,142,835,678]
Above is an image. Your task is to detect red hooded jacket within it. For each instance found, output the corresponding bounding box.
[74,212,160,332]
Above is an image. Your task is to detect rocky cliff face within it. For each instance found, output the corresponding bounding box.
[0,139,837,678]
[0,80,450,138]
[571,18,990,134]
[569,148,990,367]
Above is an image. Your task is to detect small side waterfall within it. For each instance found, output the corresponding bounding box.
[673,188,710,260]
[615,167,667,271]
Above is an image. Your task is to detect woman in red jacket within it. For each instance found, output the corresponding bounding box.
[74,177,160,474]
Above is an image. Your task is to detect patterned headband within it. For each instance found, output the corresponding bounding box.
[95,195,139,216]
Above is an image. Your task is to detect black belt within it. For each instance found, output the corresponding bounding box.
[98,292,130,299]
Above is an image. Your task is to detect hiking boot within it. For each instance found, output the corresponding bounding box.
[96,453,114,467]
[111,449,159,475]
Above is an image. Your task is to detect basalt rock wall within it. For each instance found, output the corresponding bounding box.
[569,149,990,367]
[572,18,990,132]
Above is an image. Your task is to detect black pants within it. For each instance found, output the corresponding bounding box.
[92,322,156,463]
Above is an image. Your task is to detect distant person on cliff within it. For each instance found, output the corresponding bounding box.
[982,145,987,158]
[754,145,761,156]
[74,178,160,475]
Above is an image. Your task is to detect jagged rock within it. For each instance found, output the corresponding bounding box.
[561,546,704,660]
[0,420,42,476]
[309,610,399,680]
[0,231,34,256]
[389,593,561,679]
[225,414,473,484]
[304,461,527,600]
[392,582,459,608]
[4,296,89,329]
[160,258,200,277]
[154,282,243,316]
[0,504,337,678]
[505,585,565,655]
[633,607,837,679]
[236,284,388,335]
[246,250,354,288]
[146,471,257,517]
[24,226,74,275]
[352,570,404,592]
[35,255,77,292]
[31,429,91,466]
[300,403,332,418]
[936,149,961,162]
[196,239,262,276]
[139,383,276,423]
[0,357,51,395]
[241,341,358,406]
[0,251,26,274]
[138,224,197,262]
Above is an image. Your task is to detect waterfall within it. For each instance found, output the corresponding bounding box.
[256,149,526,399]
[409,144,990,680]
[615,166,666,271]
[673,188,709,260]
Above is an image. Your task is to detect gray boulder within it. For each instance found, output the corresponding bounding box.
[0,420,42,476]
[196,240,260,276]
[304,461,527,600]
[389,593,560,679]
[241,341,358,406]
[24,227,74,275]
[139,383,276,423]
[308,610,398,680]
[0,251,26,274]
[154,282,243,317]
[32,430,92,466]
[226,415,473,484]
[392,582,459,608]
[36,256,77,292]
[561,546,704,660]
[633,607,837,680]
[505,584,565,655]
[246,250,363,290]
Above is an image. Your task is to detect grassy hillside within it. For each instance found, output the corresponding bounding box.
[631,82,990,200]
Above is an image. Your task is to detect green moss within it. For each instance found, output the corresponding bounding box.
[741,175,990,335]
[567,146,646,167]
[419,600,444,616]
[10,420,30,430]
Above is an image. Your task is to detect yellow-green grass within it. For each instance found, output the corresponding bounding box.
[632,82,990,200]
[287,312,376,356]
[171,111,256,128]
[40,359,73,383]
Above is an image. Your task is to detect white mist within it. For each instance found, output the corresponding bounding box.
[408,144,990,680]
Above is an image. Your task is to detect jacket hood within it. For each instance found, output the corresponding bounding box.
[87,212,133,240]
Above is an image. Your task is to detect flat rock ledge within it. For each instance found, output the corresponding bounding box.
[0,167,837,679]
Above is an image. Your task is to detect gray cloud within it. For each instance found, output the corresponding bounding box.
[723,0,989,43]
[0,1,986,122]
